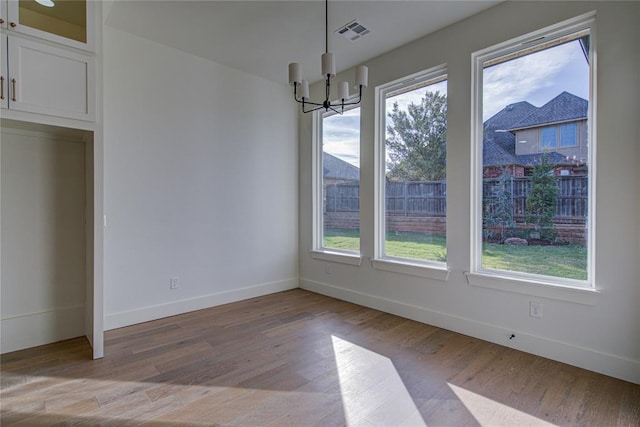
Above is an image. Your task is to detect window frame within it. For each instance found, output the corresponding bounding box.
[311,104,363,266]
[468,12,599,302]
[559,122,578,148]
[373,64,450,280]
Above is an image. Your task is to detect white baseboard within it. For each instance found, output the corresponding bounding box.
[1,305,86,354]
[300,278,640,385]
[105,278,299,330]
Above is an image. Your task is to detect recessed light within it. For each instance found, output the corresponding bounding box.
[35,0,55,7]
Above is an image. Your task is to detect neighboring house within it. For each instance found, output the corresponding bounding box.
[483,92,588,178]
[323,152,360,184]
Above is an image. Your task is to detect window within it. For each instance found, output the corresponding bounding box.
[560,122,577,147]
[541,123,578,149]
[471,14,594,290]
[312,106,361,262]
[374,66,449,278]
[541,127,557,149]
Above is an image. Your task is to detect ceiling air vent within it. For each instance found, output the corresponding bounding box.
[335,20,370,41]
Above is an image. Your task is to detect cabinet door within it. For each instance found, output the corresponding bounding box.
[1,0,7,29]
[7,36,95,121]
[1,34,7,109]
[6,0,93,51]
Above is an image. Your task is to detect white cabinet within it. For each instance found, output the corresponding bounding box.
[0,0,95,122]
[2,35,94,121]
[1,34,7,109]
[0,0,6,30]
[4,0,93,52]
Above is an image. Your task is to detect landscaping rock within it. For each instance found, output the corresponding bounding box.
[504,237,528,246]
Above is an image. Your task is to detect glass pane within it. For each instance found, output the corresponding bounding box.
[560,123,577,147]
[19,0,86,43]
[384,79,447,263]
[541,127,556,149]
[322,107,360,252]
[481,34,590,281]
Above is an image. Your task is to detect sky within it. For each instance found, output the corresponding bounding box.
[483,40,589,120]
[323,39,590,168]
[323,107,361,167]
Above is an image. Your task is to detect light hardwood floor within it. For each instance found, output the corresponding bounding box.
[1,289,639,426]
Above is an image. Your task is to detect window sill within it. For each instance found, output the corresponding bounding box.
[371,258,450,281]
[310,250,362,266]
[464,271,599,305]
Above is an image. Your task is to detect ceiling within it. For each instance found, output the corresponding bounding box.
[105,1,501,84]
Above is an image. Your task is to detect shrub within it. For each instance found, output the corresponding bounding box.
[525,156,558,242]
[484,169,516,243]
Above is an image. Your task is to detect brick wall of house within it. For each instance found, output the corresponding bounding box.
[325,212,586,244]
[483,165,525,178]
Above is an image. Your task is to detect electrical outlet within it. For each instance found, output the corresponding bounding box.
[170,277,179,289]
[530,301,543,318]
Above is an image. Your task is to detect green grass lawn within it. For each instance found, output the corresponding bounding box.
[324,228,587,280]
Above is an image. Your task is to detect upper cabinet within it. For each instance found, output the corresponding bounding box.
[1,0,95,122]
[4,0,93,52]
[5,35,94,121]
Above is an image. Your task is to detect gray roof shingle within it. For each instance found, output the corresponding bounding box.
[483,101,536,167]
[508,91,588,130]
[516,152,570,167]
[323,152,360,181]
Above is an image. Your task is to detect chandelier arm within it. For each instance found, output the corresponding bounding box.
[341,98,362,107]
[303,104,326,114]
[296,98,324,107]
[341,86,364,106]
[293,82,299,102]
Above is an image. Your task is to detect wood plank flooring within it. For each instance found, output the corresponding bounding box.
[1,289,639,426]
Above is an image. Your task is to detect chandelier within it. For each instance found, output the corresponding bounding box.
[288,0,368,115]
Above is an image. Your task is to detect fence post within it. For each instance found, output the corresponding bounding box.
[403,182,408,216]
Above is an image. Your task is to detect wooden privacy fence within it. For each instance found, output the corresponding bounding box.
[483,175,588,218]
[386,181,446,216]
[324,183,360,213]
[324,176,588,218]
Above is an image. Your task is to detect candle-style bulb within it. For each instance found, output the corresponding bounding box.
[288,63,301,85]
[339,82,349,100]
[322,53,336,79]
[355,66,368,88]
[300,80,310,100]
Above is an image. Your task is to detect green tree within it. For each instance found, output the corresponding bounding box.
[525,156,559,242]
[386,91,447,182]
[484,169,516,242]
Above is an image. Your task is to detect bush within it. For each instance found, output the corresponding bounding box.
[484,168,516,243]
[525,156,558,242]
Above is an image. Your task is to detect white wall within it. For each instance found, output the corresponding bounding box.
[103,27,298,329]
[299,1,640,384]
[1,129,87,353]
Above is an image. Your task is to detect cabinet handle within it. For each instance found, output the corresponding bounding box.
[10,22,17,28]
[11,78,16,102]
[0,76,4,100]
[0,18,5,25]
